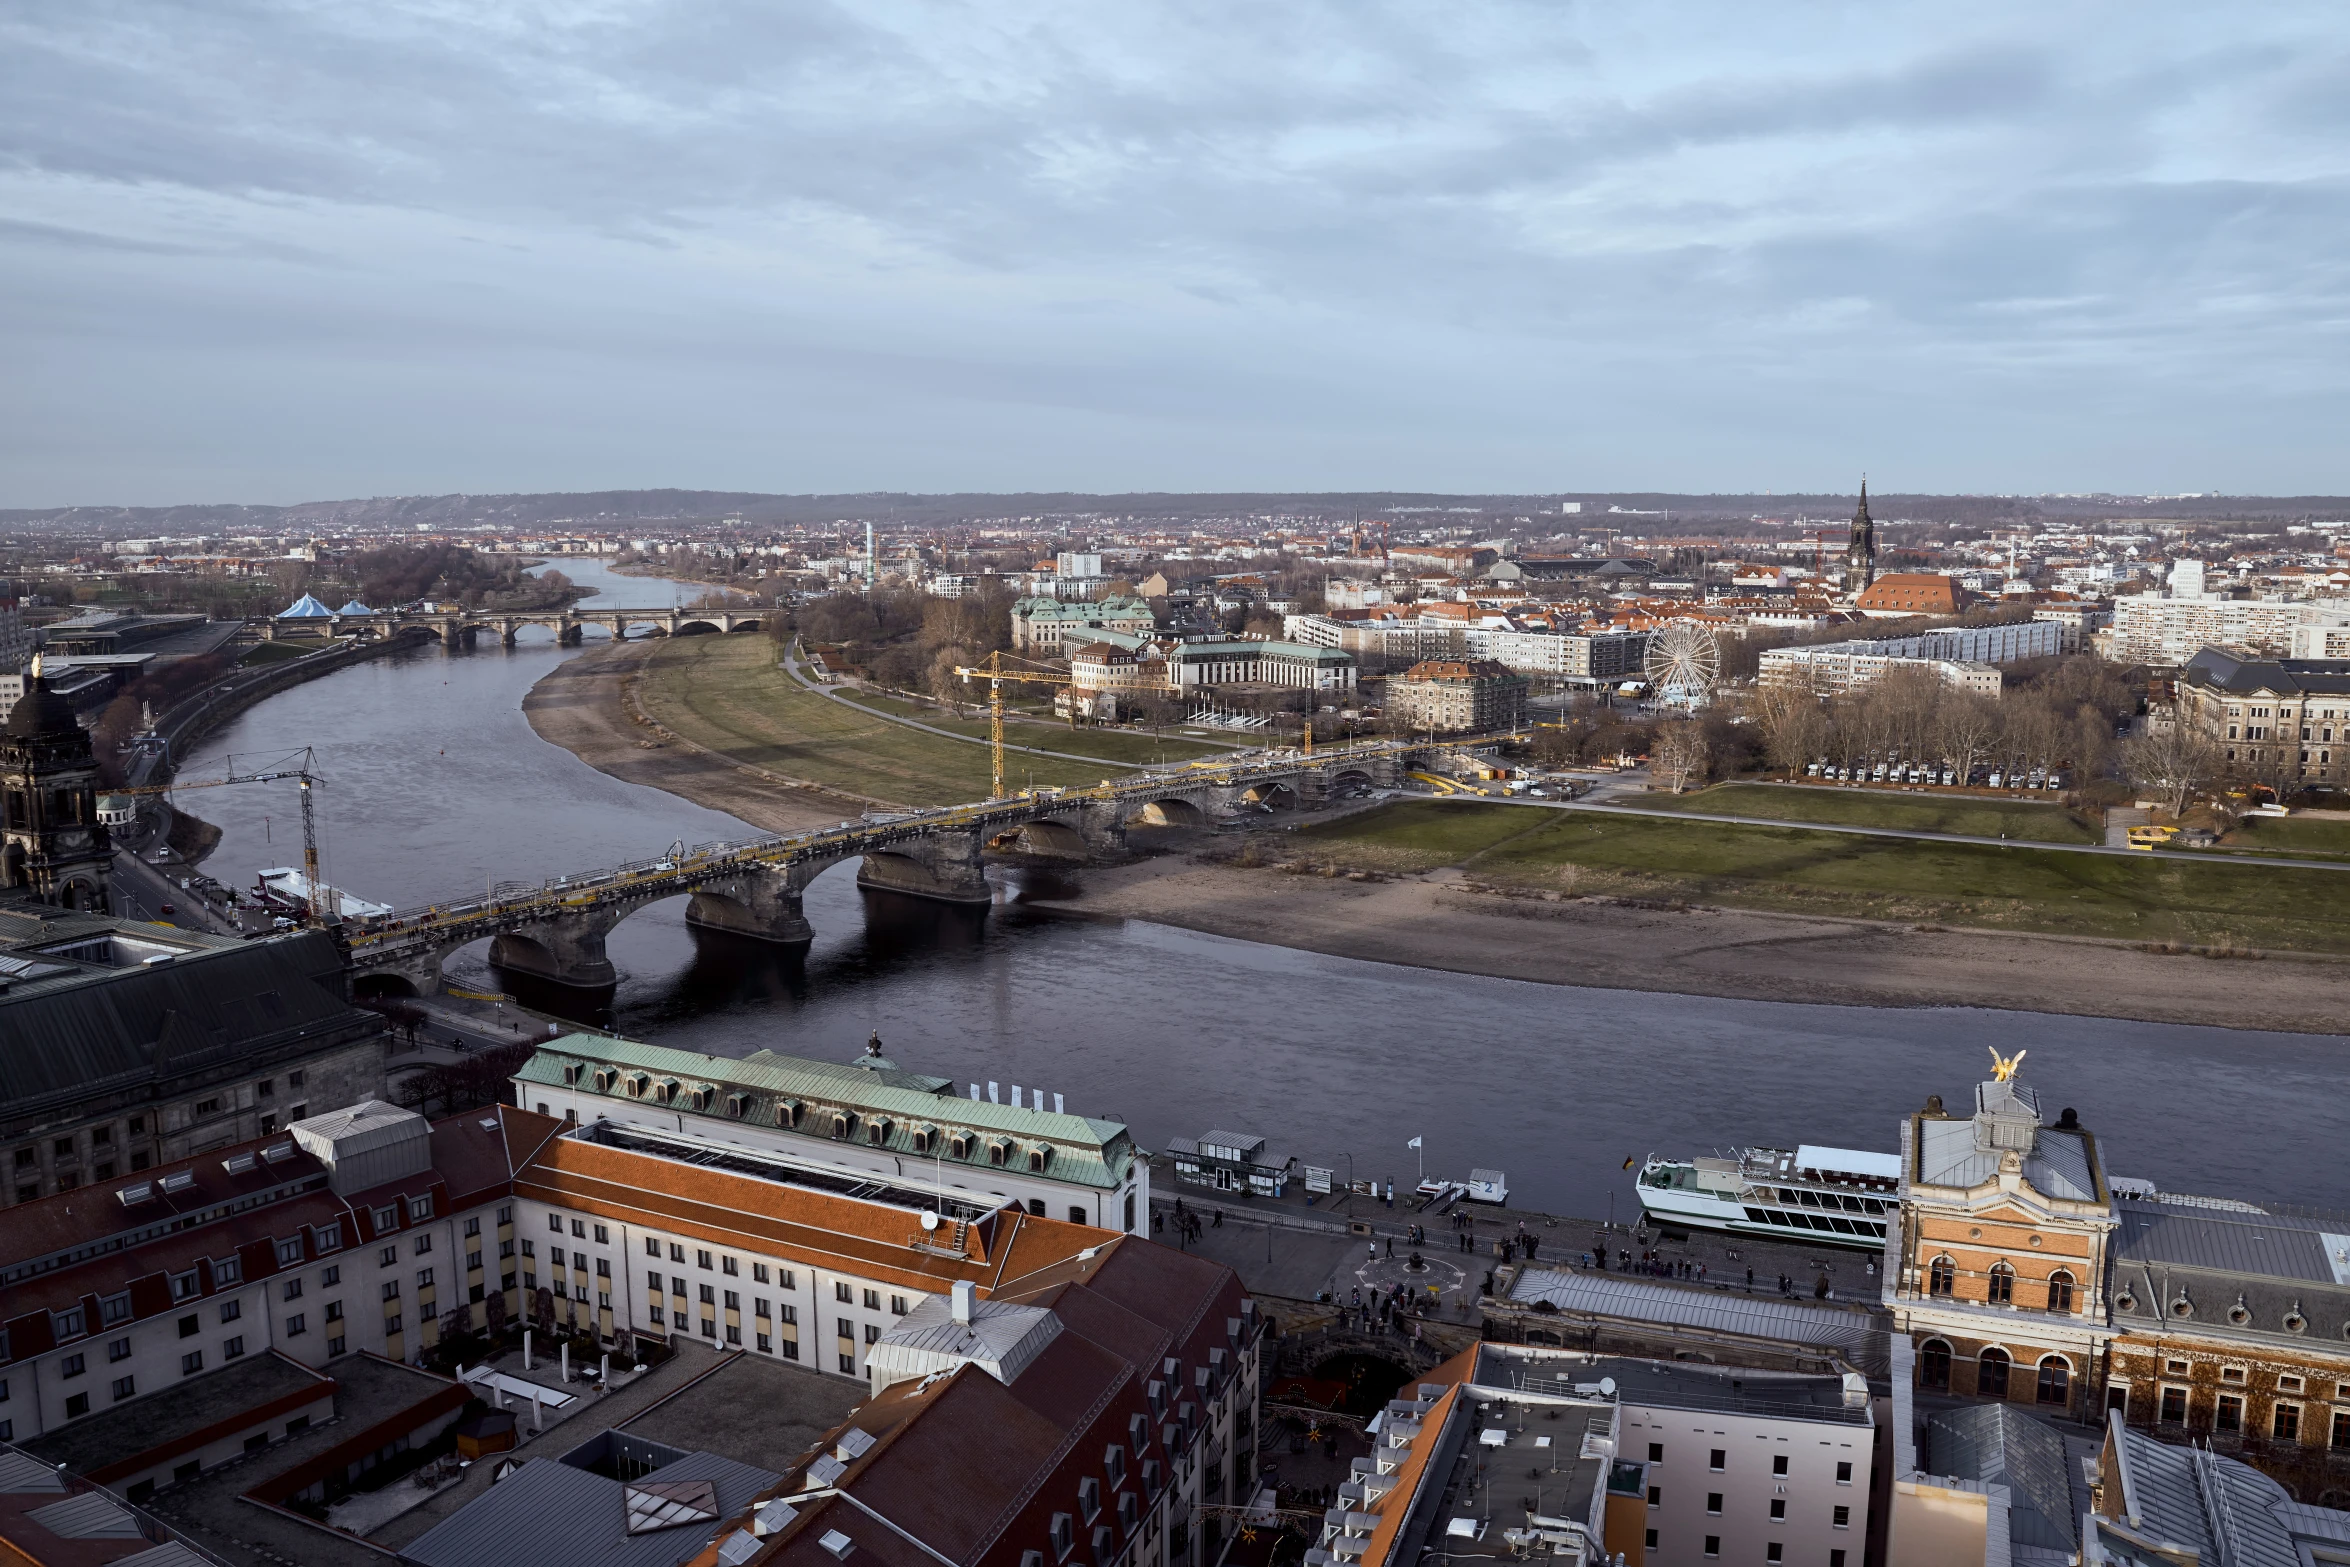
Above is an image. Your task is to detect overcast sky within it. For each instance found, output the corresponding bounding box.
[4,3,2347,507]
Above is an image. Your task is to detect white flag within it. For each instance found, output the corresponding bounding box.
[1407,1136,1423,1149]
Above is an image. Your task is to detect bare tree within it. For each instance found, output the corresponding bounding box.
[1651,720,1712,794]
[1935,692,2001,784]
[1752,681,1829,776]
[2121,726,2220,816]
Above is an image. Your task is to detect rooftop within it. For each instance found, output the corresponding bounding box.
[1472,1344,1872,1426]
[1502,1268,1886,1369]
[24,1351,333,1482]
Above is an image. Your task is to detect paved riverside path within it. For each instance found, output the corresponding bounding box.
[1420,790,2350,874]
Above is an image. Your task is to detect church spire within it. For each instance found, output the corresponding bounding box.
[1843,474,1877,596]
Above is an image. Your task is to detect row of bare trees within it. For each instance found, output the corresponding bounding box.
[1750,657,2136,791]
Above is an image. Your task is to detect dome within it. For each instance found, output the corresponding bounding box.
[5,674,79,738]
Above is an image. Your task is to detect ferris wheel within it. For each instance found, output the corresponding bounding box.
[1643,621,1721,707]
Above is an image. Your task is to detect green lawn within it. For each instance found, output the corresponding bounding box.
[640,637,1122,805]
[1645,782,2098,844]
[2210,815,2350,862]
[1296,799,2350,952]
[239,639,321,666]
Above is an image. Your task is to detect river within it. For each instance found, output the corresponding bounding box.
[180,559,2350,1220]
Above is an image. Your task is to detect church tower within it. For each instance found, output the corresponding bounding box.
[0,661,114,909]
[1843,478,1877,596]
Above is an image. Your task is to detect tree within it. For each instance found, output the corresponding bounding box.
[1651,719,1711,794]
[2121,725,2221,817]
[1752,681,1829,776]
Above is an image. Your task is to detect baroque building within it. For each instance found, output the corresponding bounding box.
[0,664,112,908]
[1886,1057,2118,1422]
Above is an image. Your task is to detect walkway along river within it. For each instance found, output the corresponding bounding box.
[177,559,2350,1220]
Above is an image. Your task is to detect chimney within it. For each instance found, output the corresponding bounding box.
[951,1280,975,1325]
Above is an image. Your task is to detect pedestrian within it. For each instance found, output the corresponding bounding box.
[1385,1236,1393,1258]
[1745,1267,1754,1291]
[1212,1209,1222,1229]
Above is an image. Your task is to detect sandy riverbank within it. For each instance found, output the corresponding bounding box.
[1025,853,2350,1034]
[520,645,2350,1034]
[520,640,861,833]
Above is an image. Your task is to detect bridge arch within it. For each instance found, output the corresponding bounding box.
[1005,819,1089,859]
[1128,796,1207,828]
[672,620,723,636]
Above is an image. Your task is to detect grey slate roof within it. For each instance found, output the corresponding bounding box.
[2101,1421,2314,1567]
[2108,1196,2350,1347]
[2182,647,2350,696]
[1505,1267,1886,1366]
[0,923,378,1117]
[1926,1404,2074,1550]
[402,1450,779,1567]
[1914,1118,2099,1202]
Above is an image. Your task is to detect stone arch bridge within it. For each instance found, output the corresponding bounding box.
[260,604,764,649]
[338,749,1417,992]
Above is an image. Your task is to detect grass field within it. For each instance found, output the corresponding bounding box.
[239,639,318,666]
[1644,782,2099,844]
[2210,815,2350,862]
[827,690,1230,766]
[638,635,1128,805]
[1295,799,2350,952]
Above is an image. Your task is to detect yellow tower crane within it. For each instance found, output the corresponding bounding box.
[952,651,1084,801]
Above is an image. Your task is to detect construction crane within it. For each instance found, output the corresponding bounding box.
[952,652,1088,801]
[118,748,335,924]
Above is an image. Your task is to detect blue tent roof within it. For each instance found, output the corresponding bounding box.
[335,599,374,616]
[277,594,335,619]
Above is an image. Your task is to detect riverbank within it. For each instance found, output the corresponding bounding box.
[1026,851,2350,1035]
[517,643,2350,1033]
[519,639,862,832]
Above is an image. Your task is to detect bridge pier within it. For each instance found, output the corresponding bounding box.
[857,829,992,904]
[499,620,520,647]
[488,916,619,990]
[683,865,815,946]
[559,622,584,647]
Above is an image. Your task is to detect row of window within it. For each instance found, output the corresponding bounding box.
[1656,1538,1844,1564]
[2151,1385,2350,1445]
[1643,1444,1855,1484]
[1647,1488,1852,1527]
[1926,1257,2076,1311]
[1917,1342,2071,1403]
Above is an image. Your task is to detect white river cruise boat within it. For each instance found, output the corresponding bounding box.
[1635,1143,1902,1250]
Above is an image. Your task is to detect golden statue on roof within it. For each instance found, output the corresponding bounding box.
[1988,1047,2026,1082]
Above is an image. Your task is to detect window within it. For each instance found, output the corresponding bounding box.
[550,1247,566,1269]
[700,1284,716,1306]
[723,1289,739,1310]
[213,1256,241,1286]
[1706,1493,1722,1514]
[864,1324,879,1344]
[698,1249,714,1270]
[1645,1530,1657,1550]
[2160,1386,2187,1423]
[1765,1547,1782,1563]
[1987,1262,2015,1306]
[1647,1486,1659,1507]
[548,1213,564,1233]
[2334,1410,2350,1449]
[1833,1504,1850,1528]
[835,1281,853,1304]
[414,1233,432,1256]
[2278,1375,2304,1394]
[2038,1356,2071,1406]
[382,1281,401,1301]
[223,1336,245,1360]
[407,1195,431,1220]
[219,1299,241,1323]
[2047,1270,2075,1312]
[593,1224,608,1244]
[376,1206,400,1232]
[1768,1499,1786,1520]
[595,1259,610,1278]
[2274,1404,2300,1441]
[722,1255,738,1276]
[1929,1256,1955,1297]
[753,1263,770,1284]
[837,1317,854,1340]
[325,1302,341,1322]
[1647,1443,1663,1463]
[1702,1537,1719,1558]
[64,1393,88,1418]
[108,1337,131,1362]
[1771,1454,1788,1477]
[171,1272,199,1301]
[1708,1449,1725,1472]
[890,1295,907,1315]
[275,1237,303,1267]
[778,1269,796,1291]
[178,1314,200,1339]
[181,1351,203,1375]
[645,1237,660,1257]
[112,1376,135,1401]
[286,1313,307,1336]
[2216,1393,2243,1432]
[778,1303,798,1326]
[1979,1348,2011,1399]
[1836,1460,1853,1484]
[1070,1206,1086,1225]
[464,1217,480,1238]
[669,1243,685,1263]
[62,1354,86,1378]
[862,1288,880,1311]
[1831,1554,1846,1567]
[378,1246,397,1267]
[570,1219,584,1238]
[196,1098,220,1116]
[839,1353,855,1374]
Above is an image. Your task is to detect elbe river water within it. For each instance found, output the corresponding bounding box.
[180,559,2348,1219]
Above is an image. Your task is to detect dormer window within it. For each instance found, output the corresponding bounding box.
[1077,1477,1100,1521]
[830,1111,856,1140]
[593,1068,617,1092]
[866,1119,892,1147]
[562,1063,582,1085]
[655,1078,680,1104]
[777,1099,804,1129]
[987,1138,1012,1167]
[949,1131,976,1159]
[1049,1513,1074,1559]
[1028,1144,1054,1173]
[1104,1444,1125,1487]
[626,1073,651,1097]
[725,1092,750,1119]
[911,1126,938,1154]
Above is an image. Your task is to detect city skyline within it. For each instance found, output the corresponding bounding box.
[6,3,2349,505]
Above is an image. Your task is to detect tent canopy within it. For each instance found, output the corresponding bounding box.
[277,594,335,619]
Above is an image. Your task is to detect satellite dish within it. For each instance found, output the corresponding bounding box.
[1599,1376,1617,1398]
[921,1211,939,1231]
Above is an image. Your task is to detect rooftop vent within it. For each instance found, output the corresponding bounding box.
[752,1500,798,1538]
[115,1182,154,1206]
[836,1428,876,1462]
[159,1170,195,1194]
[220,1152,257,1175]
[820,1529,854,1560]
[260,1141,298,1164]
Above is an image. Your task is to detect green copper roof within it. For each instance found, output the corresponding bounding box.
[514,1034,1136,1190]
